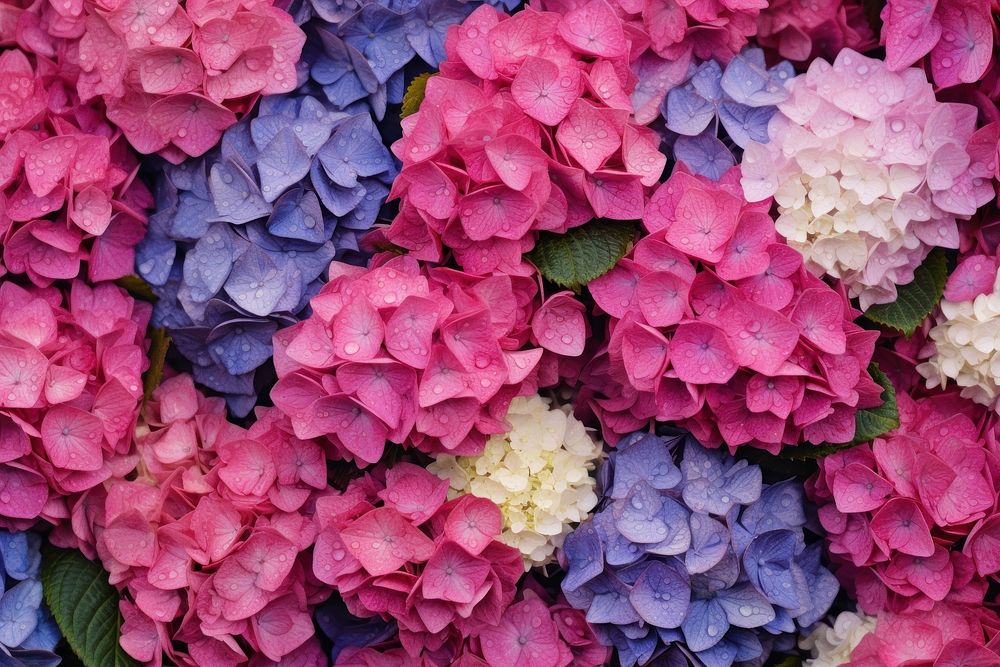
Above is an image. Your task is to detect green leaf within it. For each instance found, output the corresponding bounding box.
[787,363,899,460]
[143,327,170,402]
[864,248,947,335]
[113,275,158,303]
[527,220,636,291]
[767,655,802,667]
[41,547,140,667]
[401,72,432,118]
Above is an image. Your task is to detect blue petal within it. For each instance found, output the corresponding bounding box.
[319,114,393,187]
[172,193,216,239]
[645,497,692,556]
[135,236,177,287]
[209,159,271,224]
[721,51,789,106]
[690,60,723,103]
[207,318,277,376]
[740,480,805,535]
[612,433,682,498]
[665,84,716,136]
[339,4,415,84]
[586,574,640,625]
[673,133,735,182]
[716,582,775,629]
[268,188,328,244]
[256,128,311,203]
[311,161,366,215]
[168,326,213,367]
[182,223,236,304]
[614,482,667,544]
[341,180,388,231]
[743,530,802,609]
[18,609,59,653]
[686,513,729,574]
[221,121,259,166]
[0,580,42,647]
[223,245,287,317]
[718,102,775,148]
[628,559,690,629]
[561,521,604,592]
[681,597,728,653]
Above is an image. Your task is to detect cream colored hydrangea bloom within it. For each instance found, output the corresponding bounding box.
[799,610,877,667]
[428,395,604,569]
[918,271,1000,411]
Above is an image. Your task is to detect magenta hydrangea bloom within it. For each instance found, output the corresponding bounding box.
[755,0,874,64]
[880,0,996,89]
[0,279,149,531]
[271,252,585,462]
[1,49,152,287]
[808,392,1000,616]
[383,3,667,275]
[10,0,305,162]
[741,48,996,310]
[60,375,331,666]
[846,601,1000,667]
[578,165,882,453]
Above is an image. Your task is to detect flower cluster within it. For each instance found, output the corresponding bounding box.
[662,47,793,180]
[799,608,877,667]
[75,375,330,665]
[0,280,149,531]
[755,0,874,65]
[288,0,480,119]
[918,251,1000,412]
[312,465,526,660]
[741,48,996,310]
[271,252,578,461]
[880,0,996,89]
[808,392,999,614]
[428,394,603,568]
[580,166,882,452]
[18,0,305,161]
[138,93,395,414]
[384,3,667,274]
[0,530,62,665]
[833,601,999,666]
[1,49,151,287]
[560,430,838,667]
[315,594,398,663]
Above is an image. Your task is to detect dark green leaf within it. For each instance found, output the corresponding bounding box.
[787,363,899,460]
[41,547,139,667]
[401,73,432,118]
[527,220,636,291]
[767,654,802,667]
[864,248,947,335]
[114,276,158,303]
[143,327,170,403]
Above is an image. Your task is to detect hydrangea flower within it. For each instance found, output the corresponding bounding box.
[808,392,998,615]
[286,0,481,119]
[0,280,149,531]
[271,252,581,461]
[384,3,667,275]
[0,530,62,667]
[662,47,793,180]
[1,49,151,287]
[917,249,1000,412]
[559,430,838,667]
[428,394,604,568]
[13,0,305,161]
[311,465,526,661]
[315,594,397,663]
[137,93,395,415]
[799,608,877,667]
[70,374,330,665]
[741,49,996,310]
[579,165,882,452]
[843,601,1000,667]
[755,0,875,65]
[880,0,996,89]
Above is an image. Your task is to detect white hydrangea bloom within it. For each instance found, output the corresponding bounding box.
[428,395,603,569]
[799,610,877,666]
[741,49,993,311]
[918,271,1000,411]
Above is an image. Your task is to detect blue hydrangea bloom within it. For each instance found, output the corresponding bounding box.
[0,531,61,667]
[558,431,837,667]
[315,595,397,661]
[285,0,481,119]
[662,48,793,181]
[137,94,396,415]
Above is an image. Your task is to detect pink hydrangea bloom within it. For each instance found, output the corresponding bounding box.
[271,253,583,462]
[578,164,882,453]
[8,0,304,161]
[880,0,996,89]
[0,49,151,286]
[384,3,667,275]
[845,601,1000,667]
[315,469,606,666]
[809,392,1000,615]
[742,49,996,311]
[755,0,875,64]
[0,279,149,531]
[66,375,330,666]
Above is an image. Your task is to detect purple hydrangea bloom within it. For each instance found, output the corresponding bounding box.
[0,531,61,667]
[285,0,481,119]
[662,48,793,180]
[558,431,837,667]
[315,595,397,661]
[137,94,396,415]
